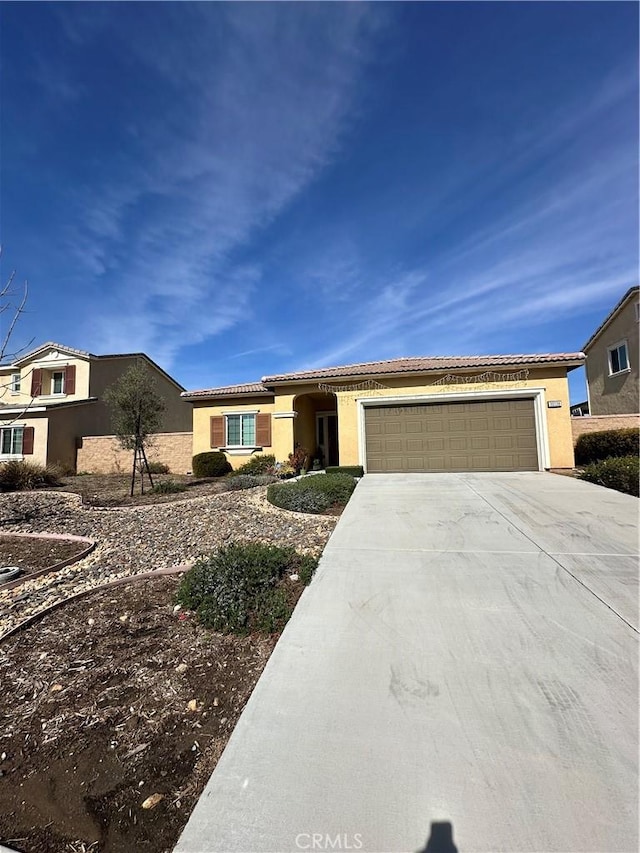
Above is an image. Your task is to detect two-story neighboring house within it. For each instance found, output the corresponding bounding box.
[0,342,191,472]
[583,287,639,416]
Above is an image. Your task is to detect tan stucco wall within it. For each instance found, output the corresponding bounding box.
[0,353,91,406]
[571,413,640,442]
[190,368,576,470]
[192,395,291,470]
[0,414,49,467]
[332,368,574,469]
[89,357,191,435]
[76,432,193,474]
[585,299,639,415]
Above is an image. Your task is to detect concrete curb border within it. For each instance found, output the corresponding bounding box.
[0,532,96,592]
[0,562,194,644]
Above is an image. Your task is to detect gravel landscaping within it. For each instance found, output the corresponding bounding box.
[0,487,337,638]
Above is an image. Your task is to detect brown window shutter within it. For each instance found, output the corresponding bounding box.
[31,368,42,397]
[210,416,225,448]
[22,427,34,455]
[65,365,76,394]
[255,413,271,447]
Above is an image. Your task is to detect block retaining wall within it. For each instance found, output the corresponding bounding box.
[571,414,640,442]
[77,432,193,474]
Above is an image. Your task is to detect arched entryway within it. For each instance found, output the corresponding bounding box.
[293,392,339,468]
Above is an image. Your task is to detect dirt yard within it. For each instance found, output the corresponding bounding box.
[0,574,280,853]
[52,474,229,507]
[0,535,89,580]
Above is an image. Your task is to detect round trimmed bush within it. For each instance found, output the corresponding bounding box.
[176,543,318,634]
[574,428,639,466]
[267,472,356,514]
[192,451,232,478]
[230,454,276,477]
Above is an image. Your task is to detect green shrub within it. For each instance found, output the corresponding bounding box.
[267,473,356,514]
[0,460,63,491]
[325,465,364,477]
[176,543,318,634]
[151,479,186,494]
[574,428,639,465]
[192,451,232,478]
[147,461,170,474]
[224,474,278,491]
[579,456,639,497]
[230,454,276,477]
[267,486,332,514]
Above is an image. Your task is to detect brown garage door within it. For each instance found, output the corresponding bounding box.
[365,399,539,473]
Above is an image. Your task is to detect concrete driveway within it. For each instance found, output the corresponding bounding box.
[175,473,639,853]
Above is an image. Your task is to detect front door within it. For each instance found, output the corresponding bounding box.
[316,412,339,467]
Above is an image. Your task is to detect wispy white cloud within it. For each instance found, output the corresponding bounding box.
[61,4,383,366]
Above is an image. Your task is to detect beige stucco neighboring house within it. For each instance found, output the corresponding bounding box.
[582,287,639,416]
[183,352,584,473]
[0,342,190,471]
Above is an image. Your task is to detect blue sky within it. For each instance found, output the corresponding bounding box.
[0,2,637,401]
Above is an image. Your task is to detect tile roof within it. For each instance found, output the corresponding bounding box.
[182,382,272,400]
[182,353,585,399]
[11,341,91,365]
[262,353,585,383]
[582,286,639,351]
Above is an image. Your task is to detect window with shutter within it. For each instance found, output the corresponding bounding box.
[65,364,76,395]
[22,427,34,455]
[0,425,26,455]
[256,413,271,447]
[31,369,42,397]
[210,416,225,448]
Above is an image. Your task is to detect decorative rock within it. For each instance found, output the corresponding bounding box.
[141,792,164,810]
[0,488,337,638]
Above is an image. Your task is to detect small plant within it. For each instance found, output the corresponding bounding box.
[0,460,63,491]
[225,474,278,491]
[579,456,639,497]
[288,445,309,474]
[151,479,186,494]
[176,543,318,634]
[147,461,170,474]
[267,472,356,514]
[230,454,276,477]
[574,428,639,466]
[192,451,232,478]
[273,461,296,478]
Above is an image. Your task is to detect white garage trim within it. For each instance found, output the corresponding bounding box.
[356,388,550,472]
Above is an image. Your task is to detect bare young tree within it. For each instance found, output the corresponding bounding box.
[103,359,166,495]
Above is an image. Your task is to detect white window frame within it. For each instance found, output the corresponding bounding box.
[51,370,65,395]
[10,373,21,394]
[225,412,257,448]
[0,424,24,457]
[607,340,630,376]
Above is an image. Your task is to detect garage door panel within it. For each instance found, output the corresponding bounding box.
[365,399,538,472]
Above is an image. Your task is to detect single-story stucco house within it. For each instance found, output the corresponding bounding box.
[182,352,584,473]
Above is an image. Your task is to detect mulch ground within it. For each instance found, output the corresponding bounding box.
[0,575,280,853]
[51,474,229,507]
[0,535,89,580]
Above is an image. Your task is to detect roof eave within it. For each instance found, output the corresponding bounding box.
[582,287,640,352]
[263,358,586,385]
